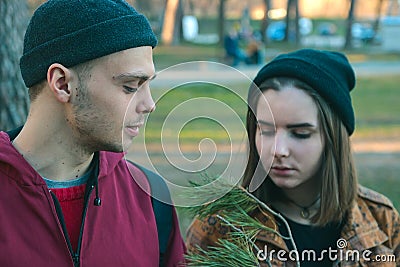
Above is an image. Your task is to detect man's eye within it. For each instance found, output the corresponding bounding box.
[123,86,138,94]
[260,130,275,136]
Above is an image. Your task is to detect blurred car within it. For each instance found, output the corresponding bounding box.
[299,18,313,35]
[317,22,337,36]
[267,21,286,41]
[352,22,375,43]
[266,18,312,41]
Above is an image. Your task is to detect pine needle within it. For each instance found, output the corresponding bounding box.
[184,176,300,267]
[186,234,261,267]
[185,181,259,220]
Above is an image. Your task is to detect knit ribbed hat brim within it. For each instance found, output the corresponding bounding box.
[20,0,157,88]
[253,49,356,135]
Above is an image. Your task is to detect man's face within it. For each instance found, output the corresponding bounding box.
[68,46,155,152]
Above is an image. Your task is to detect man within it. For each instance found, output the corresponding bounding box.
[0,0,186,266]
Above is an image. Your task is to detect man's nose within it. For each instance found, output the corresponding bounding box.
[137,84,155,114]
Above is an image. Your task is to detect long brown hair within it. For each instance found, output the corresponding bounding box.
[242,77,357,226]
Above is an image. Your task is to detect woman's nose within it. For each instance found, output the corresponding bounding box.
[273,131,289,158]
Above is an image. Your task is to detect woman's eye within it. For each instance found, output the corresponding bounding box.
[292,131,311,139]
[123,86,138,94]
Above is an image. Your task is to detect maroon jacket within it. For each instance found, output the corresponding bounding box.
[0,131,186,266]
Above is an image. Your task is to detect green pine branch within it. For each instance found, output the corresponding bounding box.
[184,177,300,267]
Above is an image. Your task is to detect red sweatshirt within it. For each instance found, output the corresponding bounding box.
[0,131,186,267]
[51,184,86,252]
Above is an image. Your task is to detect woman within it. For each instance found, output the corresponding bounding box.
[186,49,400,266]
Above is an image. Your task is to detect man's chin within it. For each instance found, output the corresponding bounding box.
[96,141,126,153]
[121,139,134,153]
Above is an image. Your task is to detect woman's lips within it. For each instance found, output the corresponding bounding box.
[270,165,295,176]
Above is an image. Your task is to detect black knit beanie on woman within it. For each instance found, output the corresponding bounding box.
[252,49,356,135]
[20,0,157,88]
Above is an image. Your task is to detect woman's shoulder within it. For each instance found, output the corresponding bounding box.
[185,213,231,254]
[357,185,396,210]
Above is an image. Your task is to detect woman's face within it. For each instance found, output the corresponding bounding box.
[255,86,324,192]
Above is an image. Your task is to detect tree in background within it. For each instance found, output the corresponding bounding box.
[161,0,183,45]
[260,0,272,44]
[218,0,227,46]
[284,0,300,45]
[373,0,384,34]
[344,0,357,49]
[0,0,29,131]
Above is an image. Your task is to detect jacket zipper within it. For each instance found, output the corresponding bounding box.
[74,185,95,267]
[50,185,95,267]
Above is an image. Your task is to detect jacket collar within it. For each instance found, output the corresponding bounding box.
[0,130,45,186]
[252,191,389,252]
[340,193,388,251]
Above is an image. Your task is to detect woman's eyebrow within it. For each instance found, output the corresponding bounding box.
[286,123,316,129]
[258,120,316,128]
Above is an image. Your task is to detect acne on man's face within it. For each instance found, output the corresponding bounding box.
[69,46,155,152]
[255,86,324,192]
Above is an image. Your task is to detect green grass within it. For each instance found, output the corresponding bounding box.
[353,77,400,123]
[352,76,400,140]
[144,82,248,144]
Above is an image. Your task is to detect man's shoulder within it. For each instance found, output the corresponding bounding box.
[125,161,172,204]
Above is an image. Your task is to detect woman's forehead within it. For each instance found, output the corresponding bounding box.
[256,87,319,125]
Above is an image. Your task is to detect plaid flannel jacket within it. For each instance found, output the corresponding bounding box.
[186,186,400,266]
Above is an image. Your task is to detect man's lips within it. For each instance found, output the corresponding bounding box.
[125,123,143,137]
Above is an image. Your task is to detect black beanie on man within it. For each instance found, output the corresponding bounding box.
[20,0,157,88]
[252,49,356,135]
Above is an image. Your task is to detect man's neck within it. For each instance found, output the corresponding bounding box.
[12,120,94,182]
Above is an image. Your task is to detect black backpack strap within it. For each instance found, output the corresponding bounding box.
[6,126,23,140]
[127,161,173,267]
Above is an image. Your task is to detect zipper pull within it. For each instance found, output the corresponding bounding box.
[73,253,80,266]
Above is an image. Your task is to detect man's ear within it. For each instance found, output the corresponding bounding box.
[47,63,73,103]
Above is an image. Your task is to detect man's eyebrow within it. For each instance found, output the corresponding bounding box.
[257,120,274,126]
[113,72,157,81]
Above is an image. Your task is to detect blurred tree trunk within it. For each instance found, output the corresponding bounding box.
[134,0,152,13]
[284,0,290,41]
[260,0,272,43]
[294,0,300,45]
[161,0,182,45]
[344,0,357,49]
[0,0,29,131]
[157,1,167,37]
[373,0,384,33]
[218,0,226,46]
[173,0,183,45]
[284,0,300,44]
